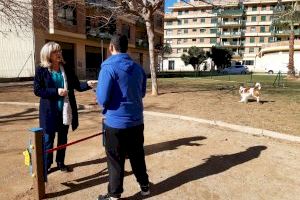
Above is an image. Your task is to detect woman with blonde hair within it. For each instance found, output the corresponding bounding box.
[34,42,96,173]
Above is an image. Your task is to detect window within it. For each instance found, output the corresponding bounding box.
[178,29,182,34]
[200,38,204,43]
[251,26,256,32]
[166,29,172,35]
[243,60,254,65]
[201,18,205,23]
[211,18,218,23]
[57,5,77,25]
[192,28,197,32]
[250,37,255,43]
[252,6,257,11]
[200,29,206,33]
[122,24,131,39]
[249,47,254,53]
[270,5,275,10]
[260,26,265,33]
[166,21,173,25]
[178,20,182,25]
[184,29,188,34]
[166,39,172,44]
[177,39,182,44]
[259,37,265,43]
[269,37,274,42]
[184,19,188,24]
[261,5,266,11]
[178,11,182,15]
[168,60,175,70]
[185,10,189,14]
[193,18,197,22]
[210,29,218,34]
[251,16,256,22]
[261,16,266,21]
[183,48,188,53]
[210,38,217,44]
[192,38,197,42]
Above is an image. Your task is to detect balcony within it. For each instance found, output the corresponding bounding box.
[217,9,244,17]
[218,20,246,27]
[271,29,300,36]
[86,27,112,41]
[217,41,242,47]
[219,31,244,38]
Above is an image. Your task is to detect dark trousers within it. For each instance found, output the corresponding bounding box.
[104,124,149,198]
[44,112,69,168]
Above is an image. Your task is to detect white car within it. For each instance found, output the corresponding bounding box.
[265,64,299,74]
[222,65,249,74]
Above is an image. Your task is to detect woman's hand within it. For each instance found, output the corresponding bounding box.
[58,88,68,96]
[87,80,98,88]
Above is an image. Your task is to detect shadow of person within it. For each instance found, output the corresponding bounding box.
[46,136,207,198]
[127,145,267,199]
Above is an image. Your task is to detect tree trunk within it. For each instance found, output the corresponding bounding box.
[288,29,295,78]
[145,17,158,96]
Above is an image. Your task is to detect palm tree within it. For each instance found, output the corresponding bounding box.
[181,46,207,76]
[272,0,300,77]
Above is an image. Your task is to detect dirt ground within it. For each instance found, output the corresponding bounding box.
[0,83,300,199]
[1,81,299,136]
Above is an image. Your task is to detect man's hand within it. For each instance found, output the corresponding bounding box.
[87,80,98,88]
[58,88,68,96]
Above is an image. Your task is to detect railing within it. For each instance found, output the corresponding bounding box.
[271,29,300,35]
[262,40,300,49]
[217,9,244,16]
[218,20,245,26]
[218,41,242,46]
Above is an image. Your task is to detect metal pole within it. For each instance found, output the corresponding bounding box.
[101,39,104,64]
[29,128,45,200]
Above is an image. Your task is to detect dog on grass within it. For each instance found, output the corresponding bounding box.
[239,83,261,103]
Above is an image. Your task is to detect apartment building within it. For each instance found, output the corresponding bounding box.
[0,0,164,79]
[164,0,300,72]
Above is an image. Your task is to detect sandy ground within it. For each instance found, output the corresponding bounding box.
[0,103,300,200]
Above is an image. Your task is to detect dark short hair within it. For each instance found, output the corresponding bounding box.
[110,34,128,53]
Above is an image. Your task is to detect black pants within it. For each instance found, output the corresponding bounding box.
[44,111,69,168]
[104,124,149,198]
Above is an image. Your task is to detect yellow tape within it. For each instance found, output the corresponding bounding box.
[23,149,31,166]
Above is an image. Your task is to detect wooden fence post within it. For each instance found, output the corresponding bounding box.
[30,128,45,200]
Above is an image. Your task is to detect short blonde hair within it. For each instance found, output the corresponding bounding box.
[40,42,65,68]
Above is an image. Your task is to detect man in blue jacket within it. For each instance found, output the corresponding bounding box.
[96,35,149,200]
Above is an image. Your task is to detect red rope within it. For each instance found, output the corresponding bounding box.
[46,132,103,154]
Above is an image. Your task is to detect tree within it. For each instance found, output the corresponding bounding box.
[181,46,207,72]
[208,46,232,70]
[155,43,172,71]
[272,0,300,77]
[86,0,164,96]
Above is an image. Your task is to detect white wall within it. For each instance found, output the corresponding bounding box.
[162,57,196,71]
[0,3,35,78]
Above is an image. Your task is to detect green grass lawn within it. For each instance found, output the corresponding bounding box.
[152,75,300,102]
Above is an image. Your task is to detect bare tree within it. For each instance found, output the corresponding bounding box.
[87,0,164,96]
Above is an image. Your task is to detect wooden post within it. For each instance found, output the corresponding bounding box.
[30,128,45,200]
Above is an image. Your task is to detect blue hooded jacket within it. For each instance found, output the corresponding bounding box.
[96,53,147,129]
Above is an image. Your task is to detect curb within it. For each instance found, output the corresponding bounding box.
[1,102,299,143]
[144,111,300,143]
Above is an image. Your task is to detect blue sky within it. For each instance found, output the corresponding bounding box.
[165,0,178,12]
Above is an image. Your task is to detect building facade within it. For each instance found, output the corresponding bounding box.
[164,0,300,72]
[0,0,164,79]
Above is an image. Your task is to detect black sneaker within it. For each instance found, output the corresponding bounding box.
[57,163,72,172]
[97,194,119,200]
[140,184,150,196]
